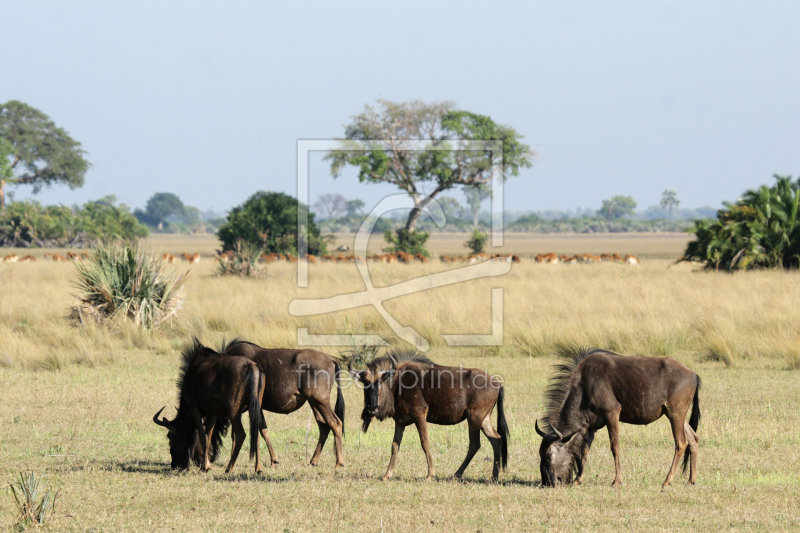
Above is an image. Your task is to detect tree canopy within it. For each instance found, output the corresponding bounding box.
[660,189,680,218]
[325,100,534,236]
[217,191,328,255]
[598,195,637,220]
[134,192,185,227]
[0,100,90,208]
[682,175,800,271]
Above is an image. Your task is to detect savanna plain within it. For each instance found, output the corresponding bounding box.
[0,234,798,531]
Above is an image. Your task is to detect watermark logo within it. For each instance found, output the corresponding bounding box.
[290,140,509,351]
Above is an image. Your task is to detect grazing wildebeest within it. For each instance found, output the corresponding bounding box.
[202,339,346,469]
[350,348,509,482]
[152,338,266,473]
[536,347,701,488]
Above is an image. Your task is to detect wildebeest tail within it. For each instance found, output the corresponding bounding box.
[497,385,510,470]
[334,361,345,436]
[247,365,264,461]
[683,374,701,473]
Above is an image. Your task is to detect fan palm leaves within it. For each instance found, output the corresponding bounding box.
[683,175,800,271]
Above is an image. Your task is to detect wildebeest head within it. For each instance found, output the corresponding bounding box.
[153,406,194,470]
[536,420,578,486]
[348,358,396,432]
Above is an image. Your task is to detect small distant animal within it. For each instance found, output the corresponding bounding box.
[3,254,18,263]
[536,347,700,488]
[624,254,639,265]
[336,245,350,252]
[162,253,176,263]
[19,255,36,262]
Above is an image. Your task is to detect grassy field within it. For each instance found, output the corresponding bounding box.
[1,234,799,531]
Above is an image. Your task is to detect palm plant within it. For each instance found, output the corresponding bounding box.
[9,471,60,527]
[682,175,800,271]
[216,239,265,277]
[71,242,189,330]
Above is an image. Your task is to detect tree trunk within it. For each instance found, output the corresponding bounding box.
[0,179,5,210]
[405,206,422,231]
[473,210,479,229]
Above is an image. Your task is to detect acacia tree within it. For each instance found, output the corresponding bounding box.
[464,184,491,228]
[313,193,348,219]
[0,101,90,209]
[326,100,534,247]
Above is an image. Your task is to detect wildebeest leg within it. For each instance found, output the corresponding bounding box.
[662,412,689,488]
[684,421,699,485]
[605,408,623,487]
[308,398,344,467]
[202,416,217,472]
[259,421,280,466]
[453,419,481,480]
[225,415,246,473]
[574,430,595,485]
[308,405,330,467]
[414,416,435,480]
[381,421,405,481]
[190,410,209,472]
[480,413,503,482]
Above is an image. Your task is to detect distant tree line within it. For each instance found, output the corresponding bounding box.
[134,192,223,234]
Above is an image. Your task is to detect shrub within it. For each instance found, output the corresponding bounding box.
[216,240,265,277]
[0,198,148,247]
[217,191,328,255]
[9,471,60,528]
[71,243,188,330]
[682,175,800,271]
[383,228,430,257]
[464,229,488,254]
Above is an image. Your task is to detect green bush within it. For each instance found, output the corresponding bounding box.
[383,228,431,257]
[71,243,188,330]
[0,199,148,247]
[216,240,265,277]
[217,191,328,255]
[465,229,488,254]
[682,175,800,271]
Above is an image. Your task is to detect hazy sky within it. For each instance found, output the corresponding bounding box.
[2,1,799,214]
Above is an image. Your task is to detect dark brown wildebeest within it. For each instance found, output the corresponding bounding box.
[349,348,509,482]
[201,339,346,469]
[152,338,266,473]
[536,347,700,488]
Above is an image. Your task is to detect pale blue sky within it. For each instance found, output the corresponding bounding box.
[2,1,799,214]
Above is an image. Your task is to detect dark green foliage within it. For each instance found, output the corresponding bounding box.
[383,228,431,257]
[71,243,188,330]
[465,229,488,254]
[0,100,90,208]
[598,195,637,220]
[682,175,800,271]
[217,191,328,255]
[0,199,148,247]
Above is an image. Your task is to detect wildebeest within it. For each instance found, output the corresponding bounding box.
[203,339,346,469]
[536,347,700,488]
[152,338,266,473]
[349,348,509,482]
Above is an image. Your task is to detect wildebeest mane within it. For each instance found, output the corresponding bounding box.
[177,338,220,393]
[543,345,615,428]
[368,347,434,371]
[216,336,260,353]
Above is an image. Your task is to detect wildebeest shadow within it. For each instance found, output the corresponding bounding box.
[117,460,173,475]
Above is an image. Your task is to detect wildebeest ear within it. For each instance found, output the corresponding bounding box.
[380,369,396,382]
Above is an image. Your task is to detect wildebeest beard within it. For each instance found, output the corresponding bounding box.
[360,380,394,432]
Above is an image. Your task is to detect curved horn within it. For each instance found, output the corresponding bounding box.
[535,420,548,437]
[549,422,563,440]
[387,351,398,368]
[348,357,355,372]
[152,406,170,428]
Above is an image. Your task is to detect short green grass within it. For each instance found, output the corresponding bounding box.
[1,353,798,531]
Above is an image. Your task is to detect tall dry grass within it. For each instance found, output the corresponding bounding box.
[1,255,799,370]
